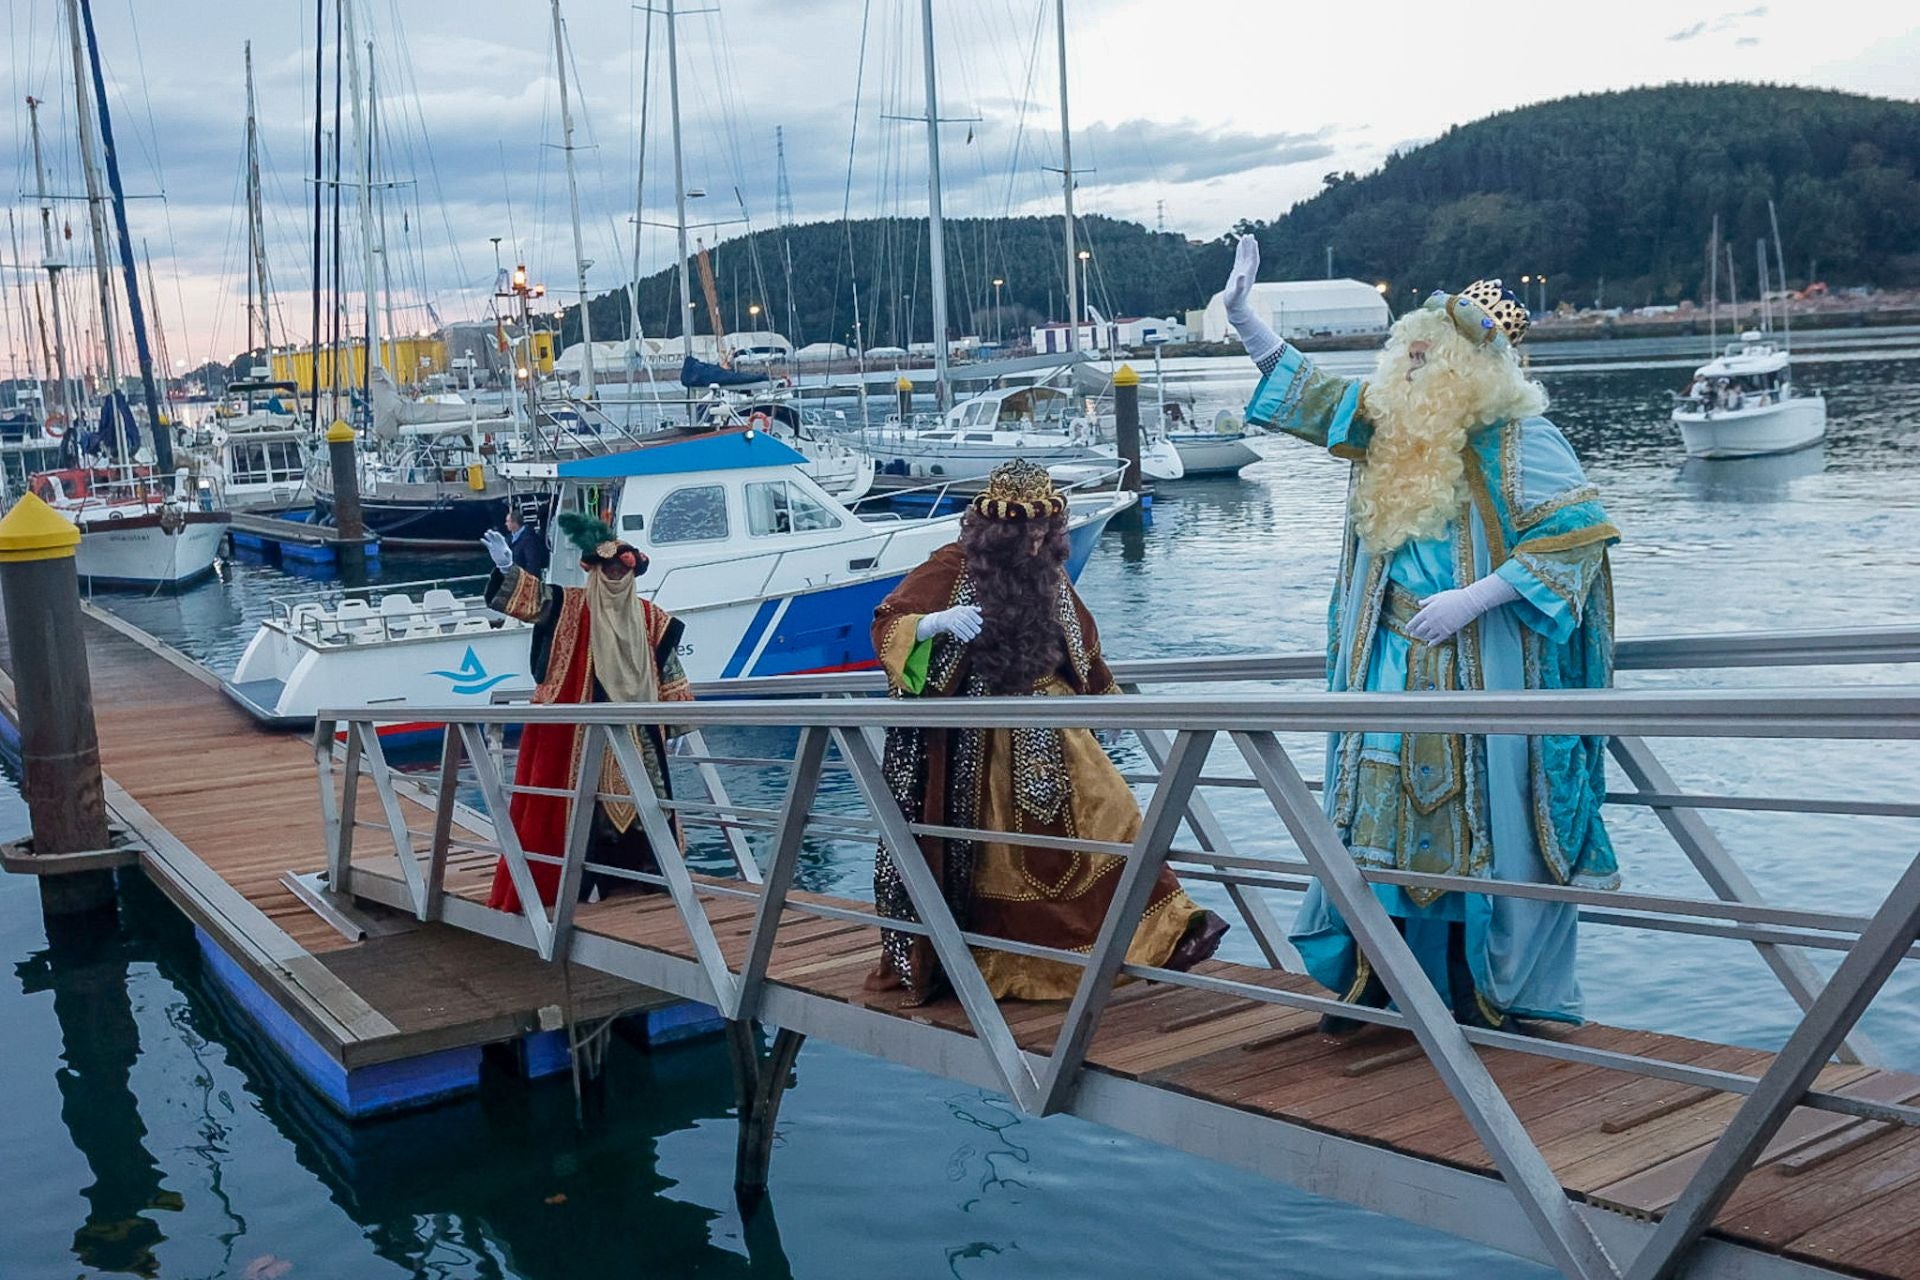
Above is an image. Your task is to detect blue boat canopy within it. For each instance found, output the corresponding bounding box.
[551,429,806,479]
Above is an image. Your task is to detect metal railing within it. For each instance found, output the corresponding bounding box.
[317,624,1920,1280]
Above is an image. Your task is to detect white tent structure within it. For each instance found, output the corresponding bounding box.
[1201,279,1391,342]
[793,341,856,363]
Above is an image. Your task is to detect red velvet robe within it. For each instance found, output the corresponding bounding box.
[485,566,693,912]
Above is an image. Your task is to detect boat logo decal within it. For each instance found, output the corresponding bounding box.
[429,646,517,696]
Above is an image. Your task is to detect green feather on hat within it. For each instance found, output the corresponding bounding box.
[556,510,618,559]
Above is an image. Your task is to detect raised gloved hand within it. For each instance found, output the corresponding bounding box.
[915,604,983,643]
[1222,235,1282,366]
[481,528,513,571]
[1407,574,1522,645]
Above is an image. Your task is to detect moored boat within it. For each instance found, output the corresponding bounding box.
[225,428,1131,728]
[28,466,229,588]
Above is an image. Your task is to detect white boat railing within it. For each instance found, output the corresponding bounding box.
[265,573,512,647]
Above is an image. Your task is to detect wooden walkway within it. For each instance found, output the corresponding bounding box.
[348,834,1920,1280]
[0,601,676,1097]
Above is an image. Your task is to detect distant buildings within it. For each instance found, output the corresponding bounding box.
[1029,315,1187,354]
[1199,279,1391,343]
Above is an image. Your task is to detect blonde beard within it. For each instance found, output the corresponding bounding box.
[1351,307,1548,554]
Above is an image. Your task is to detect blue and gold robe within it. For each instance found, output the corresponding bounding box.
[1247,342,1621,1023]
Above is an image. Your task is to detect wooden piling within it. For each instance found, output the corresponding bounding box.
[0,494,113,915]
[1112,363,1143,494]
[895,376,915,424]
[325,420,367,574]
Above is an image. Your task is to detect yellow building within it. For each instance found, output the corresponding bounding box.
[270,336,449,393]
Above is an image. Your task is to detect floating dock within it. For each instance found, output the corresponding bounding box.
[0,599,714,1119]
[227,507,381,568]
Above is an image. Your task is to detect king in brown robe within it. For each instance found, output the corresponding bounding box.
[867,459,1227,1003]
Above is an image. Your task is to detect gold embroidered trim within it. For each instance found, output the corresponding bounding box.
[1513,523,1621,556]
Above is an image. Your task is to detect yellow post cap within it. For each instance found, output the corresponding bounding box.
[896,377,914,392]
[0,492,81,562]
[1113,363,1140,387]
[325,419,356,444]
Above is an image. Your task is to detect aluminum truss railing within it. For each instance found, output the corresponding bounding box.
[318,647,1920,1280]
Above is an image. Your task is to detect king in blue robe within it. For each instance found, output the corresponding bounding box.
[1239,269,1621,1030]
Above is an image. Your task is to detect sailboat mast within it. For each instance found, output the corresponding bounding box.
[345,4,380,389]
[26,97,74,424]
[551,0,596,397]
[918,0,951,409]
[625,3,653,383]
[78,0,174,474]
[666,0,695,353]
[1055,0,1079,353]
[63,0,122,403]
[371,53,397,361]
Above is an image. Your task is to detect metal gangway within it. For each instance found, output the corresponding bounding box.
[317,626,1920,1280]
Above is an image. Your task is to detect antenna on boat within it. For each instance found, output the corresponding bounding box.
[1768,199,1793,354]
[26,96,75,428]
[666,0,696,373]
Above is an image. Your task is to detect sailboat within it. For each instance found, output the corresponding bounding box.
[29,0,227,588]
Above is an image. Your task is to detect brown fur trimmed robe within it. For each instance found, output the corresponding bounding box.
[869,543,1209,1003]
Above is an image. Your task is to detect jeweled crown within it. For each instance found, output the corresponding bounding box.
[1443,278,1531,348]
[971,458,1066,520]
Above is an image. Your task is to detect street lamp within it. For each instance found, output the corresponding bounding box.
[1538,274,1548,315]
[992,277,1004,345]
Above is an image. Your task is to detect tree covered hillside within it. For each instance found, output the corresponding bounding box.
[558,83,1920,349]
[1237,83,1920,309]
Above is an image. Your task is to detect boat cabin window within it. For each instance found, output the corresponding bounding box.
[964,432,994,443]
[228,439,305,486]
[919,431,955,441]
[650,484,730,544]
[746,479,841,537]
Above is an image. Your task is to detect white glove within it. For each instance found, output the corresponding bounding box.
[915,604,982,643]
[481,528,513,571]
[1222,235,1282,366]
[1407,574,1522,645]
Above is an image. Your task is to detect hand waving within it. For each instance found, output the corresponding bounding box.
[1223,235,1261,321]
[481,528,513,571]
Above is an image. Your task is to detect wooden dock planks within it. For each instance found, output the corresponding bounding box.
[0,602,680,1084]
[394,859,1920,1279]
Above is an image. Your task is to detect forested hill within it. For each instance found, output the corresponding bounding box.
[1238,83,1920,310]
[564,213,1215,353]
[559,82,1920,350]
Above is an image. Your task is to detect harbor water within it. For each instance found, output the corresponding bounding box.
[6,335,1919,1278]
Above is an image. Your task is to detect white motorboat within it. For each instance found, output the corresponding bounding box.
[225,428,1133,730]
[28,466,229,588]
[187,379,312,510]
[864,384,1181,483]
[1671,331,1826,459]
[226,579,534,736]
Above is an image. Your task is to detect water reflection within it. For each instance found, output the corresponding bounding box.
[14,884,178,1276]
[1677,444,1826,500]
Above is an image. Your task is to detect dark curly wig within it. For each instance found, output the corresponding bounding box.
[958,506,1071,694]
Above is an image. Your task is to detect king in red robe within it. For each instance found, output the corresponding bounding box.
[481,512,693,912]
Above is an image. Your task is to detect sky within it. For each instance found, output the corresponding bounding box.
[2,0,1916,374]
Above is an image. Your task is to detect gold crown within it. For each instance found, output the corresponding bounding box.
[1448,279,1530,347]
[971,458,1065,520]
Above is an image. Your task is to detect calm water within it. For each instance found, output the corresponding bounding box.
[9,332,1920,1278]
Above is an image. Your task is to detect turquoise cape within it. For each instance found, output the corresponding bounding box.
[1247,343,1622,1022]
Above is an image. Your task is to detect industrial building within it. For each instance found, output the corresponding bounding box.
[1199,279,1391,343]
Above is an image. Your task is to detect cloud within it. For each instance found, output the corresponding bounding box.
[1668,5,1768,42]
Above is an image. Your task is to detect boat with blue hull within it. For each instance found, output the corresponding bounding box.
[226,429,1131,731]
